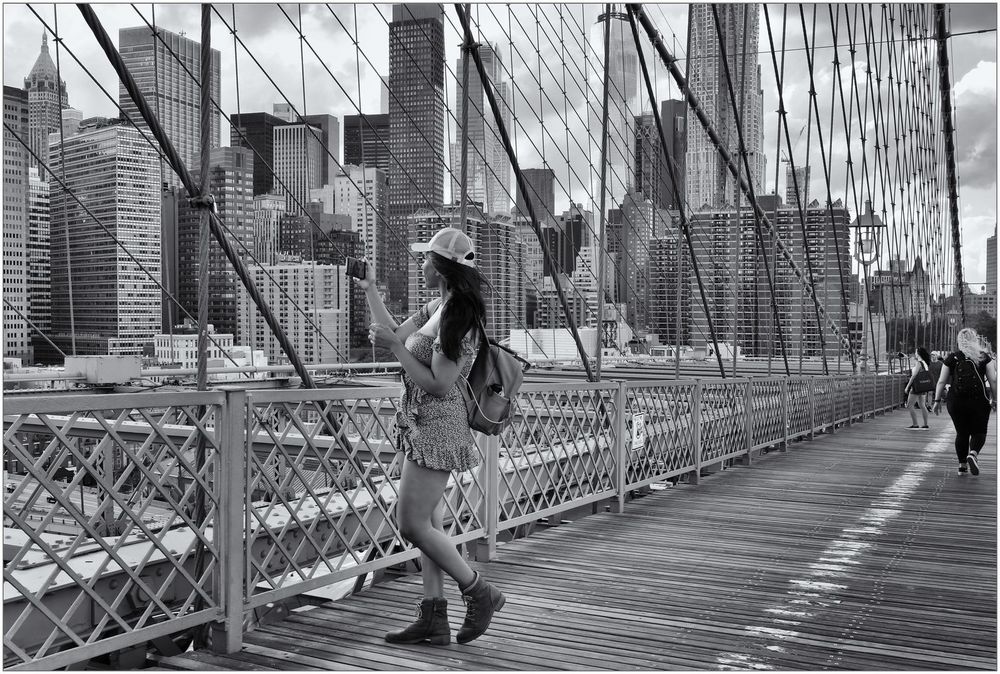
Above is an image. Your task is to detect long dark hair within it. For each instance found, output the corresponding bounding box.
[429,252,486,361]
[916,346,932,369]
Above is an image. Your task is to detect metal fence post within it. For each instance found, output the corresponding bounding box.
[780,379,789,451]
[212,389,246,654]
[612,382,628,513]
[809,379,816,439]
[744,380,753,464]
[691,382,703,483]
[847,377,854,426]
[475,433,499,561]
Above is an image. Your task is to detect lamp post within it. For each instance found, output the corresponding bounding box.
[849,200,885,373]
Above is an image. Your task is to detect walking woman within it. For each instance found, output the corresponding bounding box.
[903,347,935,430]
[932,328,998,475]
[356,227,504,645]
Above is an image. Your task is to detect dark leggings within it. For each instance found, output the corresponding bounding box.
[946,399,992,463]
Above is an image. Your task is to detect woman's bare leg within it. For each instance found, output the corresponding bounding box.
[397,459,476,589]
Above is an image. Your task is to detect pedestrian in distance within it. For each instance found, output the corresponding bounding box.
[354,227,505,646]
[903,346,935,430]
[932,328,998,476]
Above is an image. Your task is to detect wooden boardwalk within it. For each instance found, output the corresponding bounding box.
[157,411,997,670]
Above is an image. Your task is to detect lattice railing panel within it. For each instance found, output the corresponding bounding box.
[787,379,813,437]
[834,377,853,422]
[243,387,486,607]
[700,382,748,464]
[751,379,785,448]
[3,392,227,667]
[624,383,698,488]
[495,384,618,529]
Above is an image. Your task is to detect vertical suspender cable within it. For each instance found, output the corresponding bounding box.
[594,5,612,381]
[52,8,76,356]
[458,4,472,229]
[933,4,966,325]
[195,4,212,392]
[78,3,315,388]
[454,3,595,380]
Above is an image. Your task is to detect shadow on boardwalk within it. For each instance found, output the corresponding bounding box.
[158,411,997,670]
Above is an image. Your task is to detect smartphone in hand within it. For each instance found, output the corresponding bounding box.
[345,257,368,280]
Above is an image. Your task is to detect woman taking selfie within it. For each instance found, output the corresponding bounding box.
[354,227,504,645]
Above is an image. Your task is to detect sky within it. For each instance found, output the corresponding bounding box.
[3,3,997,292]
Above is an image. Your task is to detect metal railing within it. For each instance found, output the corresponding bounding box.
[2,373,906,668]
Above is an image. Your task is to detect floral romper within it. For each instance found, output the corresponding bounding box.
[396,302,481,472]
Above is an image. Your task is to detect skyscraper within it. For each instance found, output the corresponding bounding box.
[24,34,68,180]
[300,114,340,186]
[785,164,810,210]
[987,225,996,299]
[334,165,388,282]
[230,111,287,196]
[594,9,639,203]
[451,42,512,215]
[515,168,556,221]
[177,147,254,337]
[388,3,446,314]
[634,101,687,211]
[27,167,50,357]
[253,193,285,266]
[49,122,161,356]
[4,86,30,360]
[343,113,391,171]
[620,191,655,330]
[119,26,221,188]
[273,122,323,214]
[685,4,765,209]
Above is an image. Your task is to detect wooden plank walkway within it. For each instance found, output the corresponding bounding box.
[157,411,997,670]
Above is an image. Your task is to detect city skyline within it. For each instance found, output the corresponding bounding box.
[2,4,994,285]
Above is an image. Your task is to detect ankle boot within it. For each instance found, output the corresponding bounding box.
[456,573,505,644]
[385,598,450,645]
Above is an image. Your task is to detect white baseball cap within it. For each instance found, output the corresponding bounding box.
[410,227,476,267]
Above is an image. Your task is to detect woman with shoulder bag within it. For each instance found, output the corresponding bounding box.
[903,346,934,430]
[932,328,998,476]
[355,227,504,646]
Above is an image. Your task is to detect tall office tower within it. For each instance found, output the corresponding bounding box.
[238,262,351,365]
[119,26,221,189]
[620,191,655,331]
[27,167,50,357]
[649,225,691,347]
[685,4,764,209]
[24,34,68,181]
[388,3,446,314]
[592,9,639,203]
[785,164,810,210]
[4,86,31,360]
[49,122,161,356]
[633,103,687,210]
[513,217,545,327]
[605,207,625,303]
[334,165,388,281]
[177,147,254,337]
[253,194,285,266]
[279,203,365,347]
[987,225,996,298]
[541,204,593,280]
[160,186,181,332]
[451,42,512,215]
[274,122,323,213]
[380,75,390,114]
[343,114,391,171]
[231,112,287,195]
[515,168,556,221]
[300,114,340,186]
[472,213,523,341]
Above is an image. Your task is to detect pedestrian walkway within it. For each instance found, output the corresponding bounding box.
[156,411,997,670]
